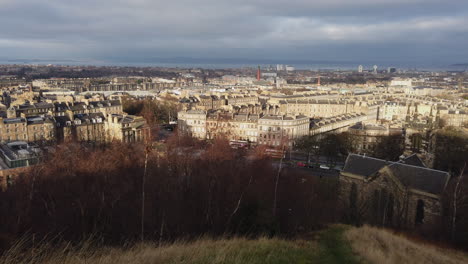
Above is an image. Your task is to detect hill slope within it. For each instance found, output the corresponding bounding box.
[346,225,468,264]
[2,226,467,264]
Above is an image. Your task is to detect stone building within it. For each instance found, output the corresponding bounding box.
[205,111,235,140]
[197,95,226,110]
[257,115,309,147]
[177,110,309,147]
[231,114,260,143]
[347,122,404,155]
[226,95,259,106]
[0,116,59,143]
[72,113,107,142]
[440,110,467,127]
[231,104,262,115]
[177,110,207,139]
[25,116,56,142]
[404,86,445,96]
[0,112,147,144]
[0,118,28,142]
[55,116,73,142]
[276,99,380,120]
[67,100,123,118]
[340,154,450,229]
[309,113,368,136]
[105,114,149,143]
[14,102,55,117]
[381,101,416,121]
[9,100,123,120]
[0,167,28,191]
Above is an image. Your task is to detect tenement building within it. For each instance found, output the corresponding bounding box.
[177,110,207,139]
[309,113,368,136]
[105,114,149,143]
[178,110,309,147]
[1,113,147,144]
[340,154,450,229]
[7,100,123,119]
[257,115,309,147]
[347,122,404,155]
[0,116,55,143]
[71,113,107,142]
[275,99,380,119]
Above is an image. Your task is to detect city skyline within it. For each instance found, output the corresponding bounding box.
[0,0,467,65]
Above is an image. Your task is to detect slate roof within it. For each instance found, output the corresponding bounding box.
[342,154,391,177]
[342,154,450,195]
[386,163,449,195]
[399,154,426,168]
[54,116,71,126]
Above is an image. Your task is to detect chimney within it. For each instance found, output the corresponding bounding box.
[256,66,261,81]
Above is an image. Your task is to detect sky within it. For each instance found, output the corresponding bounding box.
[0,0,467,66]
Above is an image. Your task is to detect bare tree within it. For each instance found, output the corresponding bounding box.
[141,129,152,241]
[273,142,287,216]
[452,162,466,241]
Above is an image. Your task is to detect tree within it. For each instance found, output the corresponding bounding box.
[372,135,405,161]
[432,128,468,175]
[451,163,467,242]
[320,134,351,165]
[295,135,321,163]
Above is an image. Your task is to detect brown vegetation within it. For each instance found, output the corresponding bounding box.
[0,134,339,252]
[1,237,317,264]
[345,225,468,264]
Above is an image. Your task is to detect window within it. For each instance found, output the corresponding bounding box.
[415,199,425,225]
[387,194,394,225]
[349,183,358,223]
[7,175,13,187]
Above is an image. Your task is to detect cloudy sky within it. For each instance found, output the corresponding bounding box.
[0,0,467,65]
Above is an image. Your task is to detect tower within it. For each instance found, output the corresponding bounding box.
[317,76,321,86]
[358,65,363,73]
[373,65,378,74]
[256,66,261,81]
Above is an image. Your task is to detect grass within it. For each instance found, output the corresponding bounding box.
[1,226,357,264]
[1,236,318,264]
[315,226,361,264]
[3,225,467,264]
[345,225,468,264]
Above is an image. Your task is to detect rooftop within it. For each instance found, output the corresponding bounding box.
[342,154,450,195]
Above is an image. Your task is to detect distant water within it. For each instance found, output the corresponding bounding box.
[0,58,465,72]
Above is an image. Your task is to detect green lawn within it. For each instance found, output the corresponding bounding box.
[167,225,361,264]
[314,226,362,264]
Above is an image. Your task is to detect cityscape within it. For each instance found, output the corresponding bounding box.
[0,0,468,264]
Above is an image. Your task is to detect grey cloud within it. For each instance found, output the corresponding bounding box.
[0,0,467,63]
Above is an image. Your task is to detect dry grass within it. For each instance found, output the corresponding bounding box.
[345,225,468,264]
[5,225,467,264]
[0,237,318,264]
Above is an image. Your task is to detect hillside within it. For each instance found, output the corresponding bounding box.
[2,226,467,264]
[346,226,468,264]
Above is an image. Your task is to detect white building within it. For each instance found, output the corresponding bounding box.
[390,78,413,87]
[257,115,309,147]
[177,110,207,139]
